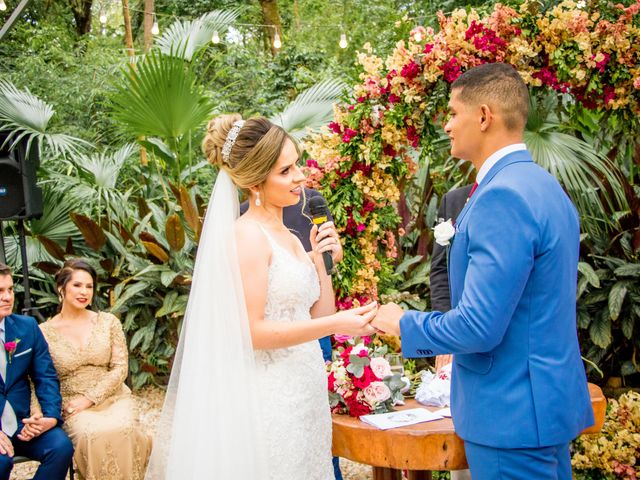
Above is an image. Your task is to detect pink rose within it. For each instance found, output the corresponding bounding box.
[4,341,17,352]
[334,334,352,343]
[363,381,391,404]
[370,357,392,379]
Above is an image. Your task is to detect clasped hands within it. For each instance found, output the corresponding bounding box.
[337,301,405,338]
[0,413,58,455]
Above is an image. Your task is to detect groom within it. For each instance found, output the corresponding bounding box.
[372,63,593,479]
[0,263,73,479]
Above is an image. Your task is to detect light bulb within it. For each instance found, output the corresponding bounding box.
[414,31,422,42]
[339,33,348,49]
[211,30,220,44]
[273,32,281,49]
[151,21,159,35]
[0,1,7,11]
[99,10,107,24]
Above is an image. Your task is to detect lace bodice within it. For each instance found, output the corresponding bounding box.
[253,226,333,480]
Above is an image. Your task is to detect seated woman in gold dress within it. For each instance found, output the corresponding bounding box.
[37,259,151,480]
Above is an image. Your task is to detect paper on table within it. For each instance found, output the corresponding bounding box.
[435,407,451,418]
[360,408,444,430]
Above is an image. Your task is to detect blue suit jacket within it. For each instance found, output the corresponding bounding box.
[400,150,594,448]
[1,313,62,436]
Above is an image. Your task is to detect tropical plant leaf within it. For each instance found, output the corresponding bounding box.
[613,263,640,277]
[156,9,242,61]
[0,79,91,156]
[271,79,347,141]
[36,235,66,261]
[179,186,200,235]
[621,314,634,340]
[525,94,627,235]
[110,52,214,149]
[70,213,106,251]
[165,214,185,251]
[589,311,612,348]
[608,281,628,321]
[142,241,169,263]
[578,261,600,288]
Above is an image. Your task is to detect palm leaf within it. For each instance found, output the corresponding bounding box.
[271,79,347,141]
[2,189,83,267]
[110,52,215,147]
[156,10,242,61]
[524,93,627,235]
[0,80,91,156]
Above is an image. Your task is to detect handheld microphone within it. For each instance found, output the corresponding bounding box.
[308,196,334,275]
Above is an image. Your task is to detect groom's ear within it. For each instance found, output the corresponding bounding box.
[479,104,493,132]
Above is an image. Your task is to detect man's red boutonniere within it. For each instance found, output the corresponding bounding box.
[4,339,20,364]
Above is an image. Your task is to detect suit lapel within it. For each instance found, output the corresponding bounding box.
[455,150,533,228]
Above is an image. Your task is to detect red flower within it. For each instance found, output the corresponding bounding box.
[306,159,319,169]
[388,93,401,104]
[357,96,367,103]
[406,125,420,148]
[441,57,462,83]
[383,145,397,158]
[344,394,372,417]
[4,341,17,353]
[328,372,336,391]
[400,61,421,79]
[342,128,358,143]
[328,122,342,134]
[352,366,376,389]
[423,43,434,54]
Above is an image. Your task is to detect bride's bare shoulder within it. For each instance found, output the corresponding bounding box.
[234,218,270,256]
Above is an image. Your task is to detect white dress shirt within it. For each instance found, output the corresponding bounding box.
[476,143,527,185]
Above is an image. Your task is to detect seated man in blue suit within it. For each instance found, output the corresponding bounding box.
[372,63,593,479]
[0,262,73,480]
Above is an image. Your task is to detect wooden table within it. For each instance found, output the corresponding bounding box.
[331,383,606,480]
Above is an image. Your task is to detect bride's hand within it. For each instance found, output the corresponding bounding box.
[310,222,343,264]
[333,301,379,336]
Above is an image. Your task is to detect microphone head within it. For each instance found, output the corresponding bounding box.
[308,195,329,216]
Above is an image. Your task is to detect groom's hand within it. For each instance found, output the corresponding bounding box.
[371,303,404,336]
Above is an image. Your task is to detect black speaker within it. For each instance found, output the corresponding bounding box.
[0,132,43,221]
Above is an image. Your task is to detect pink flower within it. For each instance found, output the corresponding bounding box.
[363,381,392,404]
[370,357,393,379]
[423,43,434,54]
[400,61,421,80]
[4,341,17,352]
[342,128,358,143]
[328,122,342,134]
[388,93,401,104]
[334,334,353,343]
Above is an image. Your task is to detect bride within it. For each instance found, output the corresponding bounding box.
[145,114,378,479]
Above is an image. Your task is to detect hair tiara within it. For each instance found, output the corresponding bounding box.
[221,120,245,165]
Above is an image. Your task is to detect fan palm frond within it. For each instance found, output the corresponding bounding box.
[271,79,347,142]
[525,123,628,235]
[0,80,92,157]
[110,52,214,151]
[156,9,242,61]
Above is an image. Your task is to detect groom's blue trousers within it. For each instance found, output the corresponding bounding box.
[319,335,343,480]
[464,440,571,480]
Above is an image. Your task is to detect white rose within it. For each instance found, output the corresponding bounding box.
[351,343,368,356]
[433,219,455,246]
[370,357,393,379]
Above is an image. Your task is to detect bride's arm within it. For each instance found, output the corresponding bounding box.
[236,222,377,350]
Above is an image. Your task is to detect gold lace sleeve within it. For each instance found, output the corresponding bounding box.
[30,380,43,416]
[81,313,129,406]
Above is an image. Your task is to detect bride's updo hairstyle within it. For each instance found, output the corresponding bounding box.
[202,114,294,190]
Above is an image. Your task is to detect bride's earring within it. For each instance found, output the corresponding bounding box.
[255,192,262,207]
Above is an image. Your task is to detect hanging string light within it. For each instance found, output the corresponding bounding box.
[0,1,7,11]
[211,30,220,44]
[99,8,107,24]
[339,33,348,49]
[273,29,281,49]
[151,14,160,35]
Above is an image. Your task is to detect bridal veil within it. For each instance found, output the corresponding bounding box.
[145,170,267,479]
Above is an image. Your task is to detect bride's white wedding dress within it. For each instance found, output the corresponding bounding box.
[254,225,334,480]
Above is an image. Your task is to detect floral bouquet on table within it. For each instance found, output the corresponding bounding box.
[327,335,406,417]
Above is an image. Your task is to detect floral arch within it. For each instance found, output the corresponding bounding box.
[303,0,640,307]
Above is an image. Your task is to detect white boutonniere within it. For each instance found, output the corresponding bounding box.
[433,218,455,246]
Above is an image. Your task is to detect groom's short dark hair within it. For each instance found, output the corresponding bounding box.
[0,262,12,276]
[452,63,529,131]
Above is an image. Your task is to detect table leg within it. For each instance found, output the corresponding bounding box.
[372,467,402,480]
[407,471,433,480]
